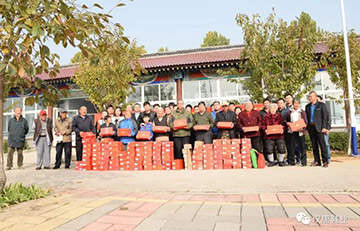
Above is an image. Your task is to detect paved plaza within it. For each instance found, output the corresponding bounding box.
[1,150,360,230]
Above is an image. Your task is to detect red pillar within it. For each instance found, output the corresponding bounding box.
[176,79,182,101]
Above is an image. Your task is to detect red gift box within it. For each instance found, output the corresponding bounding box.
[117,128,131,137]
[174,119,187,130]
[267,125,283,135]
[193,125,210,131]
[100,127,114,137]
[81,132,95,139]
[289,119,306,132]
[217,122,233,129]
[136,131,152,140]
[243,126,259,133]
[153,126,168,133]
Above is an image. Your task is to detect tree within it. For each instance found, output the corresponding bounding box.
[226,11,321,101]
[324,31,360,153]
[71,52,84,64]
[73,28,146,110]
[157,47,169,52]
[200,31,230,47]
[0,0,127,191]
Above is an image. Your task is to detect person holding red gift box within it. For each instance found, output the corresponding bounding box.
[99,116,117,140]
[215,101,237,139]
[153,107,171,140]
[139,114,153,141]
[119,111,138,151]
[238,101,262,152]
[261,103,286,167]
[193,101,214,144]
[169,100,194,159]
[285,99,308,166]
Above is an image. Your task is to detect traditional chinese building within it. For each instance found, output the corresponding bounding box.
[3,44,350,137]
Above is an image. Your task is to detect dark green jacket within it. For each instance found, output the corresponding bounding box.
[169,109,194,137]
[8,116,29,148]
[193,111,214,128]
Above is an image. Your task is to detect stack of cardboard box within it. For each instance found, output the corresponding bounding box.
[152,141,163,170]
[161,142,173,170]
[75,136,96,171]
[241,138,252,169]
[192,141,204,170]
[182,144,192,170]
[203,144,214,170]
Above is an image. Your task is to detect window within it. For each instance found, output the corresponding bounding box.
[183,81,200,99]
[321,72,337,91]
[25,97,35,111]
[200,81,217,98]
[144,85,159,101]
[238,81,247,96]
[13,98,23,110]
[219,80,237,97]
[2,115,11,133]
[24,114,35,133]
[160,83,175,101]
[128,86,141,103]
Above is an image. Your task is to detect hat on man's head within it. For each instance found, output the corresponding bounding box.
[40,110,47,116]
[59,109,67,113]
[221,101,229,106]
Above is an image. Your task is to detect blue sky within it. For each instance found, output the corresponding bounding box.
[53,0,360,65]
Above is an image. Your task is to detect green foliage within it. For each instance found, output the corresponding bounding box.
[226,11,321,101]
[2,139,29,153]
[0,183,51,208]
[73,28,146,111]
[158,47,169,52]
[0,1,125,107]
[70,52,84,64]
[324,31,360,126]
[305,132,358,153]
[201,31,230,47]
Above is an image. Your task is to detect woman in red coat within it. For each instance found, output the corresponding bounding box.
[238,101,262,152]
[261,103,287,167]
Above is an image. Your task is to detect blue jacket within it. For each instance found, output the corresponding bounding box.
[140,122,153,140]
[211,110,218,136]
[119,118,138,144]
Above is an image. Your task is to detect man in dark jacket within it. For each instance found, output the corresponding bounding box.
[6,107,29,170]
[193,101,214,144]
[131,103,143,130]
[34,110,53,170]
[305,91,331,167]
[215,101,237,139]
[72,106,95,161]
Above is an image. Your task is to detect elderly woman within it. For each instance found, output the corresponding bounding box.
[261,103,286,167]
[238,101,262,152]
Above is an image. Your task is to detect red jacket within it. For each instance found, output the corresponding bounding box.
[261,112,286,140]
[237,110,261,138]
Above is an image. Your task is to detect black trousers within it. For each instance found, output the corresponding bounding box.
[285,133,291,157]
[265,139,286,155]
[55,142,72,167]
[250,136,261,153]
[173,136,190,159]
[289,132,307,165]
[308,124,328,164]
[76,140,83,161]
[195,131,213,144]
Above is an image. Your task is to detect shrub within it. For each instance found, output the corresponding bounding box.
[305,132,359,153]
[0,183,51,208]
[2,139,29,153]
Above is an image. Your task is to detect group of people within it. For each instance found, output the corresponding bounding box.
[5,90,331,170]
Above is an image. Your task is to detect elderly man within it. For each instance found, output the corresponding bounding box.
[193,101,214,144]
[7,107,29,170]
[153,107,171,140]
[34,110,53,170]
[170,100,194,159]
[72,106,95,161]
[53,110,72,169]
[238,101,262,152]
[215,101,237,139]
[306,91,330,167]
